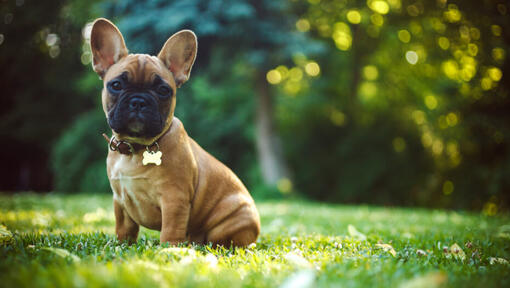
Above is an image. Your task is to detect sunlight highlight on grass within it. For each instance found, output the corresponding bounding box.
[0,194,509,287]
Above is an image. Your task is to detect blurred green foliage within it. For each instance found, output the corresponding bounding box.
[273,0,510,211]
[3,0,510,211]
[52,110,109,193]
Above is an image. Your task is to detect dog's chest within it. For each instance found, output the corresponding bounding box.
[108,155,163,230]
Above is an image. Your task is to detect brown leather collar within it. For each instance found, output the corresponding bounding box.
[102,132,165,155]
[102,122,172,155]
[102,133,144,154]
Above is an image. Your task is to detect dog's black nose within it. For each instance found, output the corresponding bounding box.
[128,97,147,110]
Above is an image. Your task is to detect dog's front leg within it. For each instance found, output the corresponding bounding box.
[160,192,191,245]
[114,200,139,244]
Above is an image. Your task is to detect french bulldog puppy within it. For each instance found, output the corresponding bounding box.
[90,18,260,246]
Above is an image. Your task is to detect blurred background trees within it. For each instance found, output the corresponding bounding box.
[1,0,509,212]
[0,0,101,191]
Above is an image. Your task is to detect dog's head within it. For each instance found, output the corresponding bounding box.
[89,18,197,145]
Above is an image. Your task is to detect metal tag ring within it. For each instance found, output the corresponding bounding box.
[109,136,135,154]
[109,136,117,151]
[121,141,135,154]
[146,141,160,153]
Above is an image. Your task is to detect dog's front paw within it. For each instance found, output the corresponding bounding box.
[160,237,186,246]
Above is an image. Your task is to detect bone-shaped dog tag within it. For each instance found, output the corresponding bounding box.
[142,151,162,166]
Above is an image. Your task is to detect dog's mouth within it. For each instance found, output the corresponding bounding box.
[127,118,145,134]
[108,106,164,138]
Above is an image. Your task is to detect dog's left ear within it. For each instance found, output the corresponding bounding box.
[158,30,197,88]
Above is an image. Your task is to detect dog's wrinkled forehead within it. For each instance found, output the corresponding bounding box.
[105,54,175,87]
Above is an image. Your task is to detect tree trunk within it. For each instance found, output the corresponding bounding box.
[255,72,290,186]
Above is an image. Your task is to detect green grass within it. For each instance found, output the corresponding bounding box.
[1,193,509,288]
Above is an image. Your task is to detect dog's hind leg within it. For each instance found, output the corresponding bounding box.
[205,204,260,247]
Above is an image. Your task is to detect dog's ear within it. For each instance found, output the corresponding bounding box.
[158,30,197,87]
[90,18,128,78]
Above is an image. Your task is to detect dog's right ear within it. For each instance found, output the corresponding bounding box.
[90,18,128,78]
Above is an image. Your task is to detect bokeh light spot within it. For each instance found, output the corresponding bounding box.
[359,82,377,101]
[459,83,471,96]
[409,21,423,35]
[363,65,379,80]
[368,0,390,15]
[296,19,310,32]
[431,18,446,33]
[432,139,444,155]
[82,23,93,41]
[497,3,507,15]
[459,56,477,82]
[491,25,502,37]
[470,27,480,40]
[424,95,438,110]
[46,34,59,46]
[49,46,60,58]
[446,112,458,126]
[444,5,461,22]
[81,52,91,65]
[277,178,293,194]
[442,60,458,79]
[488,67,502,82]
[387,0,402,9]
[276,65,289,78]
[443,181,454,195]
[407,5,420,17]
[393,137,406,152]
[292,53,307,66]
[437,37,449,50]
[421,132,433,147]
[305,62,320,76]
[347,10,362,24]
[405,51,418,64]
[459,25,470,40]
[284,81,302,95]
[398,30,411,43]
[492,48,505,62]
[330,109,346,126]
[332,22,352,51]
[438,116,448,129]
[266,70,282,84]
[483,202,498,216]
[446,141,460,166]
[481,77,492,90]
[467,43,478,56]
[370,14,384,26]
[289,67,303,81]
[412,110,425,125]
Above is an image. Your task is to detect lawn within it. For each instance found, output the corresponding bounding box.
[0,193,509,287]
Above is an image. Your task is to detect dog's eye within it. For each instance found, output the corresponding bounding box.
[157,85,170,95]
[111,81,122,91]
